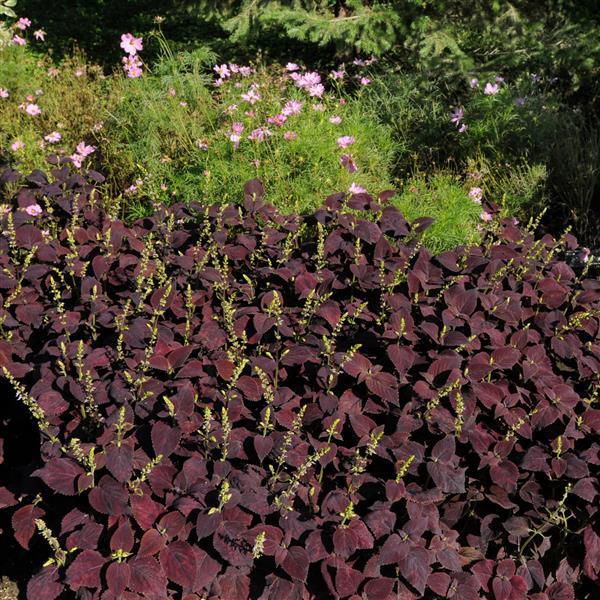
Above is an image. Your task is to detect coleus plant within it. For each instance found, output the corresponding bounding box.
[0,158,599,599]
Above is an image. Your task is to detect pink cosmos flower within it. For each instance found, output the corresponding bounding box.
[0,88,8,98]
[25,204,42,217]
[226,104,238,114]
[16,17,32,30]
[74,68,84,77]
[339,98,347,105]
[458,123,468,133]
[214,64,230,78]
[34,29,46,41]
[284,131,298,141]
[179,101,188,107]
[47,67,59,78]
[44,131,62,143]
[92,121,104,132]
[241,87,261,104]
[480,211,493,222]
[308,83,325,98]
[329,116,342,125]
[76,142,96,157]
[337,135,355,149]
[353,58,366,67]
[120,33,143,55]
[331,69,345,80]
[12,35,26,46]
[122,54,143,78]
[359,77,371,86]
[281,100,302,116]
[168,87,176,97]
[312,103,325,112]
[196,139,209,151]
[349,183,366,194]
[267,114,287,127]
[579,247,591,263]
[250,159,260,168]
[286,62,300,72]
[484,82,499,96]
[495,76,505,83]
[231,122,244,135]
[239,66,253,77]
[11,140,25,151]
[468,187,483,203]
[248,127,272,142]
[25,103,41,116]
[70,155,83,167]
[469,78,479,89]
[340,154,357,173]
[450,107,464,125]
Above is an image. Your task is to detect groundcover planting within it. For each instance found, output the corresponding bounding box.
[0,162,599,599]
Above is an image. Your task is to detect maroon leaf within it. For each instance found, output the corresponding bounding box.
[33,458,85,495]
[26,565,64,600]
[398,546,431,594]
[106,561,130,597]
[282,546,309,582]
[151,421,181,458]
[159,540,197,590]
[128,555,167,596]
[66,550,105,590]
[105,443,134,482]
[12,504,44,549]
[88,475,129,516]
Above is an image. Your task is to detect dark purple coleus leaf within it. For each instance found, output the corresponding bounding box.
[65,550,105,590]
[27,565,64,600]
[105,443,134,482]
[88,475,129,515]
[159,540,197,590]
[106,561,130,597]
[33,457,85,495]
[12,503,44,549]
[281,545,310,582]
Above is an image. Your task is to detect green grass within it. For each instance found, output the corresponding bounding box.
[393,173,483,253]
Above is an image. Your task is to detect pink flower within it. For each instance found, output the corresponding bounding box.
[76,142,96,157]
[16,17,32,30]
[168,87,176,97]
[337,135,355,149]
[231,122,245,135]
[340,154,357,173]
[349,183,366,194]
[469,78,479,89]
[179,101,188,107]
[308,83,325,98]
[92,121,104,132]
[353,58,366,67]
[495,75,505,83]
[267,114,287,127]
[226,104,238,114]
[0,88,8,98]
[241,87,261,104]
[47,67,59,78]
[214,64,230,78]
[359,77,371,86]
[70,154,83,168]
[196,139,209,151]
[10,140,25,151]
[25,103,41,116]
[484,82,499,96]
[281,100,303,116]
[312,103,325,111]
[239,66,253,77]
[329,115,342,125]
[74,68,84,77]
[25,204,42,217]
[44,131,62,143]
[450,107,464,125]
[122,54,143,78]
[120,33,143,55]
[250,159,260,168]
[480,211,493,222]
[515,97,526,107]
[284,131,298,141]
[12,35,26,46]
[468,187,483,203]
[286,62,300,72]
[331,69,345,80]
[248,127,272,142]
[33,29,46,41]
[458,124,468,133]
[579,247,591,263]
